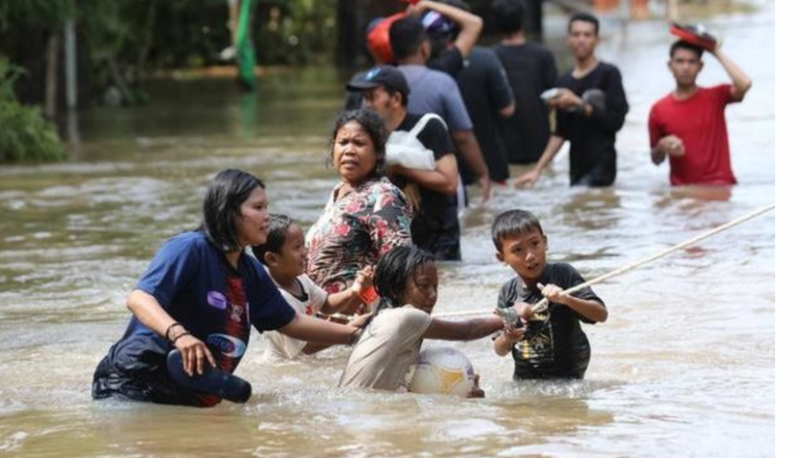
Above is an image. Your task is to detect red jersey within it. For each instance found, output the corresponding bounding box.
[648,84,738,185]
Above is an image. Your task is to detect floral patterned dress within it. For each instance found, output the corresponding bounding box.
[306,177,413,295]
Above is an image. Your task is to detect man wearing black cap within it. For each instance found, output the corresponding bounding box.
[348,66,462,261]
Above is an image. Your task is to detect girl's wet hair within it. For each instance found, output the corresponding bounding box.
[491,209,544,251]
[251,213,293,264]
[373,245,435,314]
[330,109,387,178]
[201,169,265,252]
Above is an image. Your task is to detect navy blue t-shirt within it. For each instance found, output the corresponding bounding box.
[124,231,296,374]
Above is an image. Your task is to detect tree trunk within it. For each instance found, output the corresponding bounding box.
[45,31,60,119]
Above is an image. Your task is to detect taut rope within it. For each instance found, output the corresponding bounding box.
[434,203,776,319]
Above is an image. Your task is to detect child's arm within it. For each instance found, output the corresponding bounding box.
[320,266,374,314]
[423,316,504,341]
[533,283,608,323]
[493,326,525,356]
[302,312,373,355]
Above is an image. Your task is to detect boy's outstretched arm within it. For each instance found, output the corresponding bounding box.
[534,283,608,323]
[320,266,374,314]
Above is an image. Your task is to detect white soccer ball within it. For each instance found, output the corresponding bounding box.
[408,347,476,397]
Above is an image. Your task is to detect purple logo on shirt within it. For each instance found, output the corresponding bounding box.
[207,291,227,310]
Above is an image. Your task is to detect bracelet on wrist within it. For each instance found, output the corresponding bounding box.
[165,322,182,342]
[172,331,192,344]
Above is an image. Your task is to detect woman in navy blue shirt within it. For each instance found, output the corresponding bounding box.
[93,169,363,407]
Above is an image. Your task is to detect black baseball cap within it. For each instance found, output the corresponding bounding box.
[346,65,410,98]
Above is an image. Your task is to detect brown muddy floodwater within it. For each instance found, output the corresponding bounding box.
[0,2,774,457]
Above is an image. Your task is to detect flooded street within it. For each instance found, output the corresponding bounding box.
[0,1,774,457]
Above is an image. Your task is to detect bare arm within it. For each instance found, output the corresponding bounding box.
[423,316,504,340]
[493,326,524,356]
[128,289,216,375]
[499,101,516,118]
[410,0,483,58]
[451,129,491,201]
[279,313,362,344]
[650,135,685,165]
[514,135,566,187]
[712,48,752,102]
[322,266,373,314]
[392,154,459,195]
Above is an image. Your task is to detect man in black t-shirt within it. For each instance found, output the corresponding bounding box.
[491,0,558,166]
[347,66,462,261]
[432,0,516,185]
[516,13,629,188]
[456,46,516,184]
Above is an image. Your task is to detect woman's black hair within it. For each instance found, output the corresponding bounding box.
[330,109,388,178]
[251,213,293,265]
[201,169,265,252]
[372,245,436,315]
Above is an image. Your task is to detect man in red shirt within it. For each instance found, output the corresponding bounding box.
[648,40,752,185]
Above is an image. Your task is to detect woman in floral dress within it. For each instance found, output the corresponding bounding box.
[306,110,413,313]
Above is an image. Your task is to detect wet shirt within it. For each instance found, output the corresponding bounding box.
[392,113,460,261]
[398,64,473,131]
[493,42,558,165]
[457,46,516,182]
[555,62,629,186]
[428,47,464,78]
[339,306,433,391]
[497,263,604,379]
[263,272,329,359]
[110,231,296,405]
[306,177,412,294]
[648,84,738,185]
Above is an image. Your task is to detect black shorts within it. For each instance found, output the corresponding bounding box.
[92,334,204,407]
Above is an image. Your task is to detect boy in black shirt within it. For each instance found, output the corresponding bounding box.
[492,209,608,379]
[516,13,628,187]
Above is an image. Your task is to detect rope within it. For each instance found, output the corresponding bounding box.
[433,203,776,319]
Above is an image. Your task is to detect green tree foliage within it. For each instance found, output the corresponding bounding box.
[260,0,337,66]
[0,57,66,163]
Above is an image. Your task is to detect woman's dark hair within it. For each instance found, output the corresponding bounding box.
[251,213,293,264]
[491,209,544,251]
[492,0,524,35]
[201,169,265,252]
[330,109,388,178]
[373,245,436,314]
